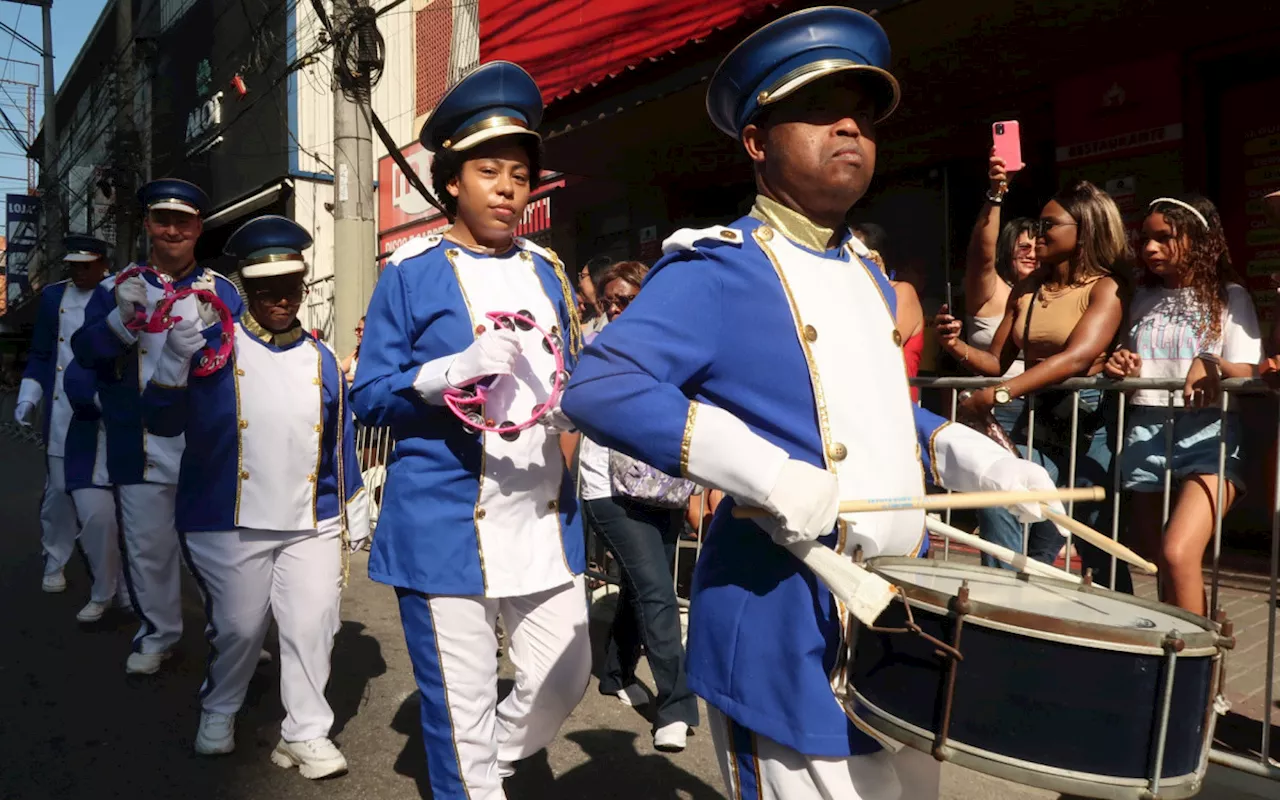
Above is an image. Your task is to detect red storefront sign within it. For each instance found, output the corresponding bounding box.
[1054,54,1183,165]
[479,0,791,103]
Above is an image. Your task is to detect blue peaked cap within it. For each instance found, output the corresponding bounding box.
[138,178,209,216]
[707,6,900,138]
[224,215,313,278]
[419,61,543,153]
[63,234,109,263]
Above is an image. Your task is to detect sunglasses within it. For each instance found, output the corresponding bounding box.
[604,293,638,312]
[249,286,309,303]
[1034,218,1078,238]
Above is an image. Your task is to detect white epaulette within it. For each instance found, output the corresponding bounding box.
[515,236,563,266]
[661,226,744,256]
[389,233,446,267]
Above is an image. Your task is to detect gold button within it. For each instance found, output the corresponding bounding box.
[56,365,63,372]
[308,473,317,483]
[547,499,558,511]
[140,348,148,355]
[58,336,64,342]
[719,229,736,241]
[828,442,848,462]
[240,470,250,480]
[756,90,769,104]
[236,368,246,376]
[239,419,248,429]
[892,329,903,346]
[803,325,818,342]
[757,226,774,241]
[312,377,322,385]
[447,248,460,258]
[550,325,560,336]
[519,251,532,261]
[314,424,323,433]
[476,508,487,520]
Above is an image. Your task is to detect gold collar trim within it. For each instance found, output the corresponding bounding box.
[443,234,517,257]
[750,195,841,253]
[241,312,304,348]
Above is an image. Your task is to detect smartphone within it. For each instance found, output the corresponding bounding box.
[992,120,1024,171]
[944,280,953,313]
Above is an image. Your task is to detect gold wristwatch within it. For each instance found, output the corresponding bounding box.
[993,385,1013,405]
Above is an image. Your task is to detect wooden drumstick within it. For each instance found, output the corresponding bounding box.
[924,516,1081,584]
[1039,506,1158,575]
[731,487,1104,519]
[783,540,896,626]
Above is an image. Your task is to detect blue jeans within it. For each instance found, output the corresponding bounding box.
[976,396,1063,569]
[584,496,700,730]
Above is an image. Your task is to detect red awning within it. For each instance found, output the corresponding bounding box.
[479,0,790,104]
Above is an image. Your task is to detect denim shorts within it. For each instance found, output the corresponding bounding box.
[1120,406,1245,492]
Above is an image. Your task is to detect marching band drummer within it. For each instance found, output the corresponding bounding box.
[140,215,368,776]
[15,236,115,610]
[562,9,1061,800]
[351,61,590,800]
[71,179,245,675]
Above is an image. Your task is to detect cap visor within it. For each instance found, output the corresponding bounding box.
[149,200,200,215]
[762,63,901,123]
[449,126,541,153]
[242,261,307,279]
[64,253,102,263]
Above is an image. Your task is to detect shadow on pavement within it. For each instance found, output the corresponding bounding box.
[509,730,722,800]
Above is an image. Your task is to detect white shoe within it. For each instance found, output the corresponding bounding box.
[42,570,66,593]
[270,737,348,780]
[616,683,649,707]
[195,712,236,755]
[653,721,689,753]
[76,601,108,623]
[125,650,171,675]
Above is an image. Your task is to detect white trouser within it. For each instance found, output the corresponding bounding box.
[117,483,182,654]
[40,455,79,575]
[399,575,592,800]
[71,487,120,603]
[182,521,343,742]
[709,706,942,800]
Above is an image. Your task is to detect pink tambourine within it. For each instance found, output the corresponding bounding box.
[443,310,567,439]
[150,288,236,377]
[114,266,176,332]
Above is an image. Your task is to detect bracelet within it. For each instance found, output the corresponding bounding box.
[985,189,1005,205]
[959,345,970,365]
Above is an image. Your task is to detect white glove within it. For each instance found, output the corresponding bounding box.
[191,273,219,328]
[977,456,1064,524]
[757,459,841,546]
[114,276,148,318]
[165,318,207,360]
[14,400,34,427]
[445,328,522,388]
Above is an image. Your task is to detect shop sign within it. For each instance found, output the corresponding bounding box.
[186,90,224,147]
[1054,54,1182,165]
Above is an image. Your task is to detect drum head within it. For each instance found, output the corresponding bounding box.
[868,558,1219,653]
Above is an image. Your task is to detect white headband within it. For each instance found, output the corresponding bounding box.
[1149,197,1208,230]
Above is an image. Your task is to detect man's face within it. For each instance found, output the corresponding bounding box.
[245,274,306,333]
[69,258,107,290]
[143,209,202,268]
[744,77,879,220]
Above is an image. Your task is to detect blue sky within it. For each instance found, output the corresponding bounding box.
[0,0,111,228]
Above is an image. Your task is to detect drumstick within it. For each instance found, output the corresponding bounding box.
[1040,506,1158,575]
[924,516,1081,584]
[783,540,897,626]
[731,487,1104,519]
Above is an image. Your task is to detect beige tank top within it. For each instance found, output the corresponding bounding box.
[1014,276,1106,371]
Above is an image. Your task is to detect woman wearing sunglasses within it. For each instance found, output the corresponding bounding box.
[577,260,700,752]
[938,180,1133,592]
[349,62,590,799]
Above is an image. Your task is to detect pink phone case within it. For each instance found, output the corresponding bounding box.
[992,121,1023,171]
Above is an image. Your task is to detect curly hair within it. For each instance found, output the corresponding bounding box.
[1053,180,1133,284]
[429,137,544,222]
[597,260,649,296]
[1142,195,1237,345]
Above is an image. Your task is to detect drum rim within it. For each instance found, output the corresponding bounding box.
[845,689,1211,800]
[865,557,1223,653]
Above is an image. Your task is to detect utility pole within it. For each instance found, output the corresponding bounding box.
[39,0,58,275]
[331,0,376,359]
[112,0,136,267]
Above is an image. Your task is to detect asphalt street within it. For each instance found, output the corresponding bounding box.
[0,433,1267,799]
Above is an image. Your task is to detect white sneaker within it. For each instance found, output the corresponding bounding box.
[616,684,649,707]
[125,650,171,675]
[76,601,108,623]
[195,712,236,755]
[270,737,348,780]
[653,721,689,753]
[42,570,66,593]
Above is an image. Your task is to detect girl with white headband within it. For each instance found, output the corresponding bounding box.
[1105,194,1261,615]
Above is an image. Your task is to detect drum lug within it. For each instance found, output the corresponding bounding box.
[931,582,971,763]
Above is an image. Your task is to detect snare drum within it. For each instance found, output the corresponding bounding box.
[842,558,1229,800]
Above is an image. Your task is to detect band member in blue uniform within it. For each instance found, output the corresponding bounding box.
[562,9,1061,799]
[351,62,590,799]
[71,179,244,675]
[16,236,116,611]
[141,215,368,776]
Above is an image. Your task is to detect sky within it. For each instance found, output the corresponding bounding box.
[0,0,112,229]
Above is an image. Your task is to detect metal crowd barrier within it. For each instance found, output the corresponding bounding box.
[912,374,1279,782]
